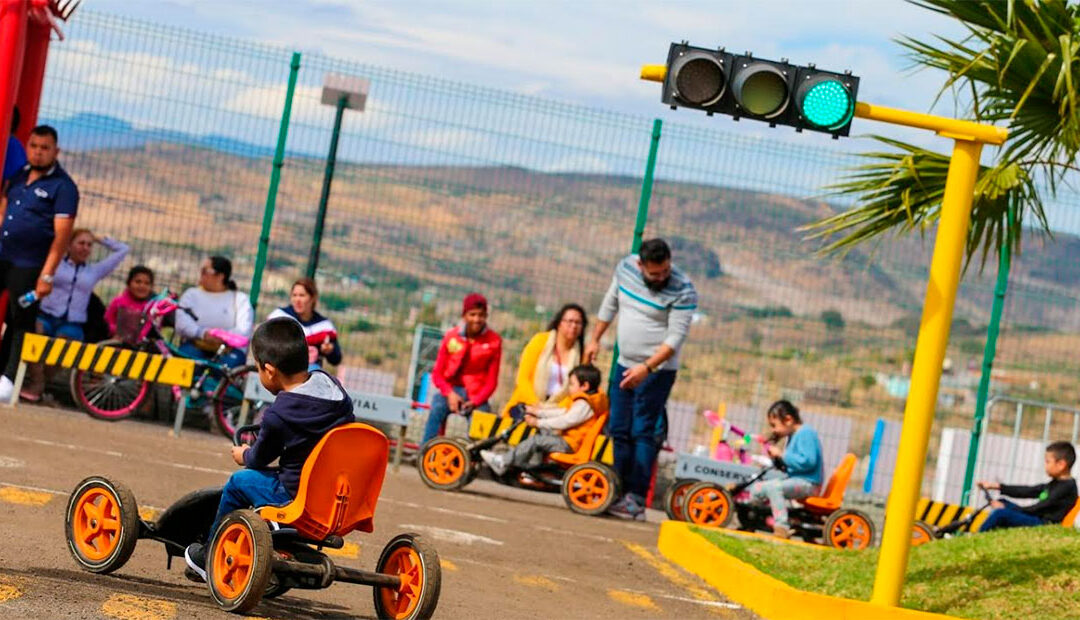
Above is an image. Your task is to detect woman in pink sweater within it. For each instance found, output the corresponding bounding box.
[104,266,155,337]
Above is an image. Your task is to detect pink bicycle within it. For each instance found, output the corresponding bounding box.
[69,290,265,437]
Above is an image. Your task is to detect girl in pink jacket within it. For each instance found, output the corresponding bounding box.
[105,266,155,337]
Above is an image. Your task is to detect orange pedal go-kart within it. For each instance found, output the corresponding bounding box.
[417,408,619,516]
[679,453,876,550]
[64,423,441,618]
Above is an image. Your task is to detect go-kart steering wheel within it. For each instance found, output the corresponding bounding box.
[233,424,260,447]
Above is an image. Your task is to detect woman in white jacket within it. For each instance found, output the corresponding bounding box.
[175,255,253,368]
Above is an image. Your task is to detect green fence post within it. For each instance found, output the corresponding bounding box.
[608,118,663,388]
[961,198,1016,504]
[306,92,348,279]
[249,51,301,312]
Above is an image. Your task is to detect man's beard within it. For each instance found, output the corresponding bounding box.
[644,276,669,292]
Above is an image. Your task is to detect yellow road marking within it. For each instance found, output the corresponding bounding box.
[101,594,177,620]
[608,589,659,610]
[0,580,22,603]
[138,507,159,521]
[440,559,458,572]
[323,541,359,559]
[513,574,559,591]
[622,541,718,602]
[0,486,52,506]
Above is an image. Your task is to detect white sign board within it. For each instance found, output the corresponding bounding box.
[244,373,410,427]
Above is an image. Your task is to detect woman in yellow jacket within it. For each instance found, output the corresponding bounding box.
[501,303,587,417]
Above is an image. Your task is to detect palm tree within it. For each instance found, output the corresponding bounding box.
[803,0,1080,268]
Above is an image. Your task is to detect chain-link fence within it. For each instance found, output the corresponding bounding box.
[31,10,1080,500]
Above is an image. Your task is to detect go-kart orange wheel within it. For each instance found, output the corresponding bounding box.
[684,482,734,528]
[561,462,619,516]
[663,479,696,521]
[207,510,273,613]
[65,476,140,574]
[824,509,876,550]
[911,519,935,547]
[417,438,472,491]
[374,533,441,620]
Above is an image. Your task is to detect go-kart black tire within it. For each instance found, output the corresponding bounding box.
[561,462,619,516]
[683,481,735,528]
[262,574,291,599]
[373,533,441,620]
[911,519,935,547]
[65,476,141,574]
[663,478,696,521]
[824,508,876,550]
[417,437,472,491]
[207,509,273,613]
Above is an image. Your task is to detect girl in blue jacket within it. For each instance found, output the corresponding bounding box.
[751,400,823,539]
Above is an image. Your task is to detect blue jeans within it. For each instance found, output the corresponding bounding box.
[608,364,677,498]
[178,341,248,369]
[37,313,85,341]
[210,469,293,539]
[978,499,1047,532]
[421,386,490,444]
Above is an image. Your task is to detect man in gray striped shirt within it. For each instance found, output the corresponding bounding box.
[584,238,697,520]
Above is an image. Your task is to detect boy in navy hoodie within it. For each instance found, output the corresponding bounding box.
[186,317,354,580]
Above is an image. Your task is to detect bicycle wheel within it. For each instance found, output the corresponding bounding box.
[69,340,150,421]
[213,366,261,439]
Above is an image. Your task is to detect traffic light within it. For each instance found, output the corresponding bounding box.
[648,42,860,138]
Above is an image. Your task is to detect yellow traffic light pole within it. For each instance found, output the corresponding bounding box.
[641,66,1008,607]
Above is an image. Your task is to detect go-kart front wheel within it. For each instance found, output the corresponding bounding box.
[207,509,273,613]
[663,478,696,521]
[684,482,735,528]
[561,462,619,516]
[418,438,472,491]
[910,519,935,547]
[374,533,441,620]
[824,508,876,550]
[65,476,140,573]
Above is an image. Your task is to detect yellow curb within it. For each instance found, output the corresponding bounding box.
[657,521,960,620]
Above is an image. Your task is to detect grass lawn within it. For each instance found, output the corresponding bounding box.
[694,525,1080,620]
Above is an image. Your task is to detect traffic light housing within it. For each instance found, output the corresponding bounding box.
[656,42,859,138]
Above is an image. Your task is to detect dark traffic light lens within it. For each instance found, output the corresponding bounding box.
[671,53,726,106]
[798,77,854,130]
[733,63,789,118]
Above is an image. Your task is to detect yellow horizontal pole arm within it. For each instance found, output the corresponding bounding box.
[854,102,1007,145]
[641,64,666,83]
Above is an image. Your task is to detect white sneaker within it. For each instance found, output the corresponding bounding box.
[479,450,508,476]
[0,376,13,402]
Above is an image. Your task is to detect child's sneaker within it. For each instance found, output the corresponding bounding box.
[772,524,793,540]
[184,543,207,581]
[479,450,508,476]
[607,494,646,521]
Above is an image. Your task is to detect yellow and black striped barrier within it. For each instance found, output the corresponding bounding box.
[914,497,990,533]
[9,334,195,408]
[467,410,615,465]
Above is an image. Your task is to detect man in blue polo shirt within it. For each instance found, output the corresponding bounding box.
[0,125,78,400]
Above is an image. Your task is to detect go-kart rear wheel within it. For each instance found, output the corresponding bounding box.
[373,533,441,620]
[824,508,876,550]
[561,462,619,516]
[65,476,140,574]
[417,438,472,491]
[207,509,273,613]
[684,482,735,528]
[911,519,935,547]
[663,478,696,521]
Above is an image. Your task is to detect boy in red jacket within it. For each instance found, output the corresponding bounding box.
[421,293,502,443]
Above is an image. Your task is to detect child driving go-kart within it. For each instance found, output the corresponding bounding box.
[976,441,1078,532]
[479,364,607,476]
[185,317,355,579]
[748,400,824,539]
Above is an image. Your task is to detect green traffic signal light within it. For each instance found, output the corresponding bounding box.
[797,76,855,130]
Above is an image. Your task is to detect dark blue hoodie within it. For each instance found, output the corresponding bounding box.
[243,370,355,496]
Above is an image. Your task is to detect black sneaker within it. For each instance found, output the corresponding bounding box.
[184,543,207,582]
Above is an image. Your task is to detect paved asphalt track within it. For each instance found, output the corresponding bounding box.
[0,403,756,619]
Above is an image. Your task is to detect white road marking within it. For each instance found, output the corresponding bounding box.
[384,498,508,523]
[0,480,164,512]
[12,436,123,458]
[164,462,233,475]
[533,524,614,543]
[398,523,504,546]
[0,456,25,468]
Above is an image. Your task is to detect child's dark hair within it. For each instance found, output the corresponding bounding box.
[766,399,801,423]
[251,318,308,375]
[569,364,601,394]
[1047,441,1076,470]
[126,265,154,285]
